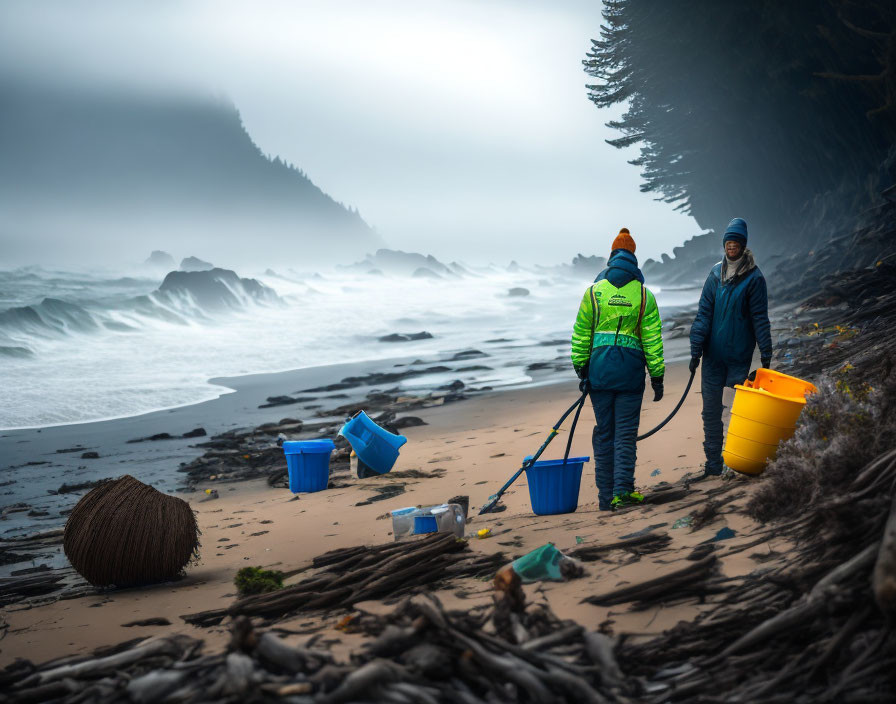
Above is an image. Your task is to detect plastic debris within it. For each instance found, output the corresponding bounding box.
[510,543,582,583]
[672,515,693,529]
[476,528,492,539]
[651,468,662,476]
[707,526,737,542]
[619,523,668,539]
[575,536,585,544]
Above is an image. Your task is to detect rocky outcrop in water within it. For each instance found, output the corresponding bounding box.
[156,268,281,312]
[348,249,455,277]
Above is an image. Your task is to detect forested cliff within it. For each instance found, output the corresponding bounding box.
[0,79,381,266]
[585,0,896,290]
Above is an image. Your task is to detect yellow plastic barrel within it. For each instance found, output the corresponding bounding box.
[723,369,817,475]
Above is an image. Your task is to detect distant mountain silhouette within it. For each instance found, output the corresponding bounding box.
[0,78,383,266]
[180,256,214,271]
[144,251,176,270]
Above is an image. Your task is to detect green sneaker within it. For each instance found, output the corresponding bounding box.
[610,491,645,510]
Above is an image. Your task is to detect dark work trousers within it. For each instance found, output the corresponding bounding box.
[590,390,642,509]
[701,355,750,474]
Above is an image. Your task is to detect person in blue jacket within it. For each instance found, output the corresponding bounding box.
[689,218,773,476]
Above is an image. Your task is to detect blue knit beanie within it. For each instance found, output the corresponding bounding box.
[723,218,748,246]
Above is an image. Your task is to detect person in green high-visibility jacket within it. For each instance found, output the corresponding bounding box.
[571,229,665,511]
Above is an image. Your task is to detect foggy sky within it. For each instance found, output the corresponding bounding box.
[0,0,702,265]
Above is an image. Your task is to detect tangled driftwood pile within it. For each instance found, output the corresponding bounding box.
[185,532,504,627]
[4,468,895,703]
[615,447,896,701]
[63,475,199,588]
[0,593,627,704]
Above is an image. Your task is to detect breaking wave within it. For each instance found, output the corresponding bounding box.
[0,268,282,355]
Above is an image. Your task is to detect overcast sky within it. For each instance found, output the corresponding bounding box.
[1,0,702,264]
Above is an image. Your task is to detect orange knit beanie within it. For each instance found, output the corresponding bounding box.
[612,228,636,254]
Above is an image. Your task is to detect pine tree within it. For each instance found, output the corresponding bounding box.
[585,1,896,251]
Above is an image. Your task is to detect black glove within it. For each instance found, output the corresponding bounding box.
[761,357,771,370]
[651,376,664,402]
[575,364,590,392]
[689,356,700,374]
[748,369,758,383]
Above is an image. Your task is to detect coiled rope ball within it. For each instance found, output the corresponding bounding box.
[64,475,200,587]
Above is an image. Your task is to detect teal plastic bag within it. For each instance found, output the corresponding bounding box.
[511,543,567,583]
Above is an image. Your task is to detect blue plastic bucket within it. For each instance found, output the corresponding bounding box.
[414,515,438,534]
[282,440,336,493]
[338,411,408,475]
[524,456,589,515]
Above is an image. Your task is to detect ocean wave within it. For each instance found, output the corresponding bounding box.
[0,345,34,358]
[0,268,282,354]
[0,298,101,338]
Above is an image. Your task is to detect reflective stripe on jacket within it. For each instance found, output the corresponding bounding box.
[571,275,665,392]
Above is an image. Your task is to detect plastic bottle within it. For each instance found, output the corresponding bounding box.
[391,504,466,541]
[390,507,422,541]
[431,504,466,538]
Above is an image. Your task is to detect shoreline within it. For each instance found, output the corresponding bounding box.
[0,334,692,541]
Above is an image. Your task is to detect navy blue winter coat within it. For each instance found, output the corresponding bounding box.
[690,261,773,367]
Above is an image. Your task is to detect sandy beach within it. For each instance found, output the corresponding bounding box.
[1,359,781,668]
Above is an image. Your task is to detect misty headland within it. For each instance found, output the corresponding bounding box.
[0,78,379,267]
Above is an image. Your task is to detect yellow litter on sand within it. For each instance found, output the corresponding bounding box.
[477,528,492,539]
[723,369,817,475]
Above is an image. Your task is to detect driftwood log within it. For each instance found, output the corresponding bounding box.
[872,490,896,619]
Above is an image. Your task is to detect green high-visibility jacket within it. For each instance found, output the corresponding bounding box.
[571,279,665,392]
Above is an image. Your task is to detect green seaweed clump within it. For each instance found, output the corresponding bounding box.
[234,566,284,596]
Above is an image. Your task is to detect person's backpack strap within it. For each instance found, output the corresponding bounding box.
[589,285,599,351]
[636,283,647,341]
